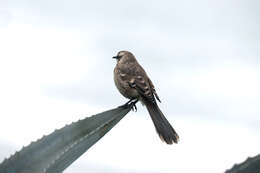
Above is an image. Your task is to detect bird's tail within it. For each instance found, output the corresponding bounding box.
[143,99,179,144]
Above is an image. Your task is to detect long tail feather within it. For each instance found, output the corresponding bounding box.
[144,100,179,144]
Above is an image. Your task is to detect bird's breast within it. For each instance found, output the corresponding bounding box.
[113,67,139,99]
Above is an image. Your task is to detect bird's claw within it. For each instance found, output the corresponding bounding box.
[129,99,138,112]
[130,102,137,112]
[118,99,138,112]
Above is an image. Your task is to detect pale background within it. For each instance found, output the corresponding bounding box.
[0,0,260,172]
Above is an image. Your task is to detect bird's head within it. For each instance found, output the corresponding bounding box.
[113,50,136,63]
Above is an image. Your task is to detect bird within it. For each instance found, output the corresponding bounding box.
[113,50,179,144]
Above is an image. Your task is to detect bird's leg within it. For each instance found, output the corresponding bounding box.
[129,99,138,112]
[118,98,135,109]
[118,98,139,111]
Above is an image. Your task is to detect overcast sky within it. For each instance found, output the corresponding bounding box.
[0,0,260,172]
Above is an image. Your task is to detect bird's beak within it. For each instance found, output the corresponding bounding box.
[112,56,119,59]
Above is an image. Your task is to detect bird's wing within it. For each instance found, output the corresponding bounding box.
[130,73,155,102]
[125,64,158,103]
[118,62,160,103]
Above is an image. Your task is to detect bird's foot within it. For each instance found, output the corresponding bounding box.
[129,100,138,112]
[118,99,138,111]
[118,99,133,109]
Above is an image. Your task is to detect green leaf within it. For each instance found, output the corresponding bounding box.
[0,106,131,173]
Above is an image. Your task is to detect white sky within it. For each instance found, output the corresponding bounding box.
[0,0,260,172]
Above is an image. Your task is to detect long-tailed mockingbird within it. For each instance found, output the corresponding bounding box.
[113,51,179,144]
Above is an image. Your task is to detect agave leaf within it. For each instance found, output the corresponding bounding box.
[0,106,131,173]
[225,154,260,173]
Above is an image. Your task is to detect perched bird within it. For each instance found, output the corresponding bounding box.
[113,51,179,144]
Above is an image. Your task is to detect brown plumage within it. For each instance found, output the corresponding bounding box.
[113,51,179,144]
